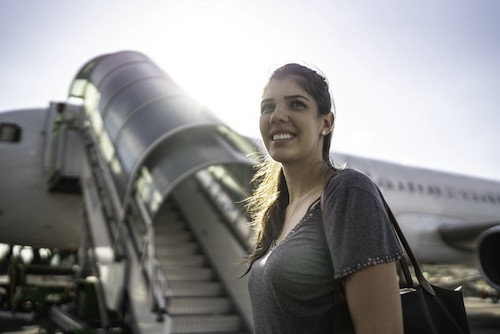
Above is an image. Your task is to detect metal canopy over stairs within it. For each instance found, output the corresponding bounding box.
[68,50,258,333]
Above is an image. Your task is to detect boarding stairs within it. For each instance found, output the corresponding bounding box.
[152,199,250,334]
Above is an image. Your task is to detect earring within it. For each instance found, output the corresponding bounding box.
[322,130,327,136]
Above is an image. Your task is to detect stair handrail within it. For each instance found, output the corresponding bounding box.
[135,193,169,315]
[194,169,255,250]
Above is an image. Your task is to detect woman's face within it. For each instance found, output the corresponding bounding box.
[260,76,329,166]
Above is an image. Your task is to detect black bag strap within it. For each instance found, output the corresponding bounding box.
[376,188,436,296]
[319,178,436,296]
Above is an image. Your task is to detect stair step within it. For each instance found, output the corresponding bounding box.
[156,231,193,244]
[168,281,225,297]
[157,254,207,267]
[176,332,247,334]
[163,266,215,281]
[156,222,187,230]
[155,205,180,219]
[156,242,200,256]
[171,315,243,333]
[168,297,233,315]
[155,220,187,232]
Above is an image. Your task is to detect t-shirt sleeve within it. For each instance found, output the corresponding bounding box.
[323,169,403,279]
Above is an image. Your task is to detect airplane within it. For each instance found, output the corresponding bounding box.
[0,50,498,333]
[330,152,500,292]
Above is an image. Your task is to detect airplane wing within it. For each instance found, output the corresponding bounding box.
[438,221,500,251]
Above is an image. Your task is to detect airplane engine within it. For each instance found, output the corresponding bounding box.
[476,225,500,290]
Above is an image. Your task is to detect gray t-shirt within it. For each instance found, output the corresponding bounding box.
[248,168,403,333]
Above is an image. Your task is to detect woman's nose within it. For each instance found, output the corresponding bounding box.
[270,105,288,124]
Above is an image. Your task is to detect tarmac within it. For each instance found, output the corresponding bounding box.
[0,297,499,333]
[465,297,500,334]
[1,263,499,334]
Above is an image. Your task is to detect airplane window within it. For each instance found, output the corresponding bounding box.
[427,185,443,197]
[481,194,489,204]
[445,188,456,198]
[460,191,469,201]
[398,181,405,191]
[486,194,496,204]
[0,123,21,142]
[427,185,435,195]
[412,184,421,193]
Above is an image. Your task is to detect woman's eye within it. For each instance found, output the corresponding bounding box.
[261,103,275,113]
[290,100,305,108]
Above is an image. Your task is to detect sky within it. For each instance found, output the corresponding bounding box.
[1,0,499,181]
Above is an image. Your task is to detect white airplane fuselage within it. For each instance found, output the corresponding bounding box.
[2,107,499,263]
[332,153,500,265]
[0,108,82,250]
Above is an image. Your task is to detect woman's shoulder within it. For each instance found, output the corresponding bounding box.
[326,168,378,194]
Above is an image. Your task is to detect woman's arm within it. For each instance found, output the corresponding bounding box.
[344,261,403,334]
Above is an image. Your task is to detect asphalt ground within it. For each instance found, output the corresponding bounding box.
[465,297,500,333]
[1,265,499,333]
[1,298,499,334]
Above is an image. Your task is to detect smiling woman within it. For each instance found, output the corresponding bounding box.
[244,63,404,334]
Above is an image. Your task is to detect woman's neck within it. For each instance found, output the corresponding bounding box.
[283,163,333,203]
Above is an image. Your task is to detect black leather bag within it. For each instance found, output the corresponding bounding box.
[319,185,471,334]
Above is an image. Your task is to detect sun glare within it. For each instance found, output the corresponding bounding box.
[146,2,301,138]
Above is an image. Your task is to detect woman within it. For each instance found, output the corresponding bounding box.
[245,63,404,333]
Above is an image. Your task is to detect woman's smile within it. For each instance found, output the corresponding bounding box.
[272,133,295,141]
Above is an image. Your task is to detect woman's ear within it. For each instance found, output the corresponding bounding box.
[322,111,334,134]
